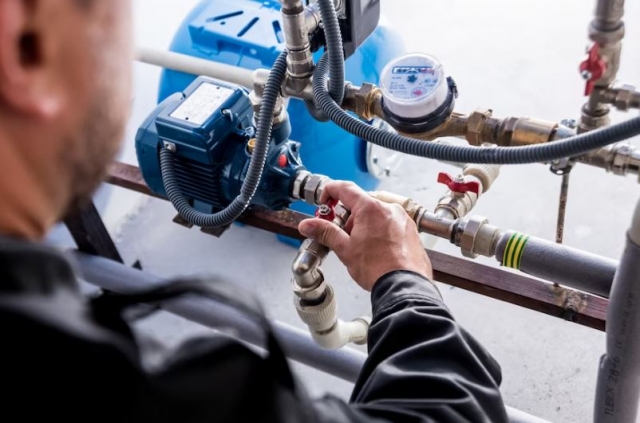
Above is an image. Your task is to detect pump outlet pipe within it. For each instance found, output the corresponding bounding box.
[290,172,370,349]
[594,197,640,423]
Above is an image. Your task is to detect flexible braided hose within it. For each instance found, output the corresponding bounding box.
[305,0,346,121]
[312,54,640,164]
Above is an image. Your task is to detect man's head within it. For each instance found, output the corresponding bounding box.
[0,0,132,239]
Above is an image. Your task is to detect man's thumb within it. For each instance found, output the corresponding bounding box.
[299,218,349,252]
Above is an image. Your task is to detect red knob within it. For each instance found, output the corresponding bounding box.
[580,44,607,96]
[437,172,480,195]
[315,199,338,221]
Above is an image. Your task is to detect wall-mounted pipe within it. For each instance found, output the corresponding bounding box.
[135,48,254,89]
[495,232,617,298]
[594,197,640,423]
[415,210,618,297]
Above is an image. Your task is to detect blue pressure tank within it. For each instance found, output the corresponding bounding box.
[158,0,406,216]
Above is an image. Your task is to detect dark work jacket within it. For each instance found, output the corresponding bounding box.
[0,236,508,423]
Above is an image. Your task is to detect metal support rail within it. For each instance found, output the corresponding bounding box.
[105,162,608,331]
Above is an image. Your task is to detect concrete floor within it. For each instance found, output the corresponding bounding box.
[52,1,640,422]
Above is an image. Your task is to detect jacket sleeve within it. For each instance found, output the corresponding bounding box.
[315,271,508,423]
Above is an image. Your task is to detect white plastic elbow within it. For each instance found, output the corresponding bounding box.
[311,318,370,349]
[294,283,370,349]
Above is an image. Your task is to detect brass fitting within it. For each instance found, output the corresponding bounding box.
[466,109,558,147]
[343,83,384,121]
[494,116,559,147]
[401,113,469,141]
[247,138,257,154]
[344,83,560,147]
[466,109,493,146]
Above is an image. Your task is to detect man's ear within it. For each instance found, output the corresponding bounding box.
[0,0,62,119]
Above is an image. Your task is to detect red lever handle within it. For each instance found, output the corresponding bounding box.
[437,172,480,195]
[580,44,607,96]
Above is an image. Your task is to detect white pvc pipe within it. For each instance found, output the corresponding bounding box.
[594,197,640,423]
[135,47,255,88]
[311,318,370,350]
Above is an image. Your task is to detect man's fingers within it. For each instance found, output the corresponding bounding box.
[320,181,372,210]
[299,218,349,254]
[343,215,355,235]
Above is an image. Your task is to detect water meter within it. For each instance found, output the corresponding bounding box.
[380,53,457,133]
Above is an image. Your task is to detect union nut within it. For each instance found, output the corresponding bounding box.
[303,174,330,206]
[353,83,382,121]
[456,215,489,259]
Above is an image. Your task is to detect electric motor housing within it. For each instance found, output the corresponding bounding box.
[136,76,304,213]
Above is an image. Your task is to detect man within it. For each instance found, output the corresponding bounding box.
[0,1,508,422]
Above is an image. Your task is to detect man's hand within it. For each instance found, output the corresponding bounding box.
[298,181,433,292]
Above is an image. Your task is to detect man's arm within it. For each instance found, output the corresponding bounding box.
[351,271,507,423]
[299,182,508,423]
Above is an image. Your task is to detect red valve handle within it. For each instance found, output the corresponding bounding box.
[580,44,607,96]
[316,199,339,222]
[437,172,480,195]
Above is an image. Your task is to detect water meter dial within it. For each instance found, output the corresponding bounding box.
[380,54,457,134]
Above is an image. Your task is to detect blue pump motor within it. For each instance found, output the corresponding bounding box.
[136,77,304,214]
[158,0,406,210]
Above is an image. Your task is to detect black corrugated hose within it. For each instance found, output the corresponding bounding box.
[312,0,640,164]
[304,0,346,122]
[159,50,289,228]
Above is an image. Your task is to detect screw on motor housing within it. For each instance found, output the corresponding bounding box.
[135,76,306,214]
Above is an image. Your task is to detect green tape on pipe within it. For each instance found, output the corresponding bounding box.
[503,233,531,269]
